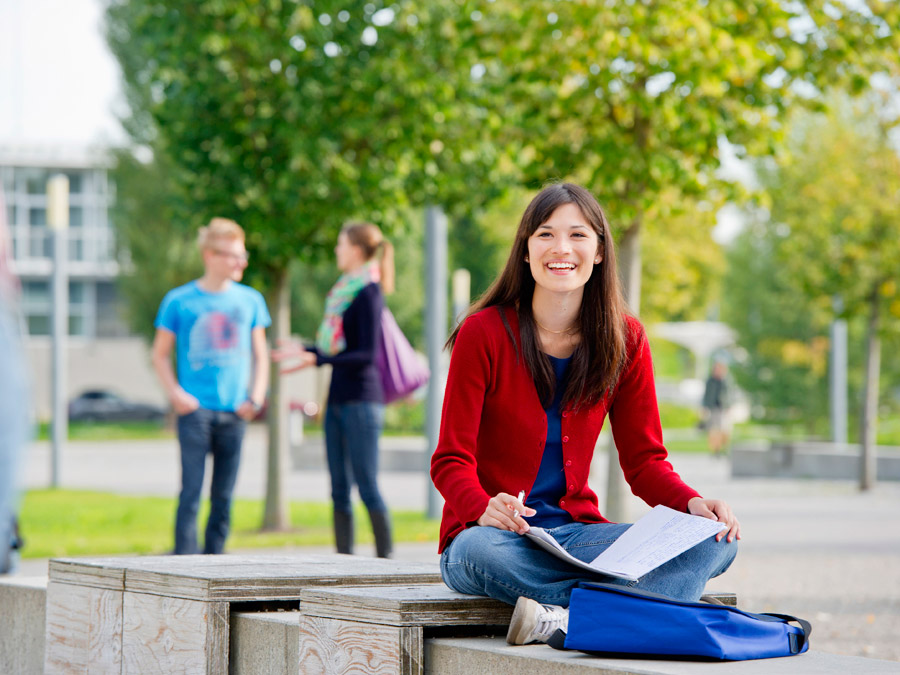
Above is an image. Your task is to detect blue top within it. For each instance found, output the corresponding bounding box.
[308,282,384,405]
[155,280,271,411]
[526,354,575,528]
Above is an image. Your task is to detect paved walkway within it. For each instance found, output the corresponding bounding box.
[15,425,900,662]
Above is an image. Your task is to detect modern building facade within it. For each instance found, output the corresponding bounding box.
[1,144,165,420]
[1,144,128,339]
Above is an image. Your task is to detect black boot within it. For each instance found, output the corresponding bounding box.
[333,509,354,554]
[368,509,393,559]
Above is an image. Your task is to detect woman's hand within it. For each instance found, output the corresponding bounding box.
[687,497,741,543]
[272,339,317,373]
[476,492,536,534]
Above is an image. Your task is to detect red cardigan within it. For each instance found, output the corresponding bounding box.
[430,306,701,553]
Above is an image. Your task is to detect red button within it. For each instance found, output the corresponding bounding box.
[560,499,566,506]
[568,484,574,491]
[562,411,569,418]
[562,435,569,443]
[565,460,572,467]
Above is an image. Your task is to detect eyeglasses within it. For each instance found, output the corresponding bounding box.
[211,249,249,263]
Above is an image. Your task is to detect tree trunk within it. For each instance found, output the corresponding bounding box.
[618,221,643,316]
[859,286,881,491]
[605,217,643,521]
[262,267,290,530]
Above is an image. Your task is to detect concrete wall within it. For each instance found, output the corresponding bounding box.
[732,441,900,481]
[0,576,47,675]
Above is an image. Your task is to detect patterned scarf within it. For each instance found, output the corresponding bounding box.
[315,261,380,355]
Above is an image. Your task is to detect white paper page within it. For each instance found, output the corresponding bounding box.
[590,504,726,579]
[524,527,627,577]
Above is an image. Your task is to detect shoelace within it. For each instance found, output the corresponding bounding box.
[535,605,569,639]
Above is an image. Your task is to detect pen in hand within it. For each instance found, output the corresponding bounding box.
[513,490,526,519]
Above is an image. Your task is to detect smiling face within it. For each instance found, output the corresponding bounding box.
[526,203,602,296]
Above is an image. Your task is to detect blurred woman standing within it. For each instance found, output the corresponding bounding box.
[276,223,394,557]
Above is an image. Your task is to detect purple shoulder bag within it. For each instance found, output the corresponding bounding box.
[376,307,430,403]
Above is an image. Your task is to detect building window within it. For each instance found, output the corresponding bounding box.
[29,227,50,258]
[96,281,127,337]
[27,315,50,336]
[20,279,90,337]
[29,206,46,226]
[24,169,49,195]
[69,206,83,228]
[21,280,50,336]
[65,172,83,194]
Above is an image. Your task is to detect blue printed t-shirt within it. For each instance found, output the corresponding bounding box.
[155,280,271,411]
[526,354,576,529]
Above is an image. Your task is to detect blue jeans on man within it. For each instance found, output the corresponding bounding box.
[441,521,737,607]
[175,408,246,555]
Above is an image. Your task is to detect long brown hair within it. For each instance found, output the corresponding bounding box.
[447,183,629,408]
[342,222,395,294]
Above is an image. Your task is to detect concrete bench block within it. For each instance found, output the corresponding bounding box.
[425,636,900,674]
[44,554,440,674]
[231,611,301,675]
[0,576,47,675]
[233,584,513,675]
[732,441,900,481]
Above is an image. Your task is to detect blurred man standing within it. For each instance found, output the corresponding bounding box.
[152,218,270,554]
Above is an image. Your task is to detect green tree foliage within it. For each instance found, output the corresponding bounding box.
[106,0,503,274]
[462,0,900,512]
[469,0,900,311]
[639,190,725,323]
[759,97,900,485]
[106,0,503,527]
[724,98,900,449]
[109,148,200,341]
[722,220,831,431]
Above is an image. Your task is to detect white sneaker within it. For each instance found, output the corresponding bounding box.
[506,596,569,645]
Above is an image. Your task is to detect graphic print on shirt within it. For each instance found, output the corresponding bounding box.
[186,308,242,370]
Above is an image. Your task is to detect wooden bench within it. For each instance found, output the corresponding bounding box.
[232,583,512,675]
[233,583,737,675]
[43,554,441,674]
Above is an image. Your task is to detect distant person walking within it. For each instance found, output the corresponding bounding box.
[152,218,270,555]
[702,361,731,457]
[274,223,394,558]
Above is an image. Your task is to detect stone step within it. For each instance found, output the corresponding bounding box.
[0,575,47,675]
[425,635,900,674]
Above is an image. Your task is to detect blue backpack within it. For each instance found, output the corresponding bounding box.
[555,581,811,661]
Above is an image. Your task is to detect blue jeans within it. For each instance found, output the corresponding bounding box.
[175,408,246,555]
[324,401,387,515]
[441,521,737,607]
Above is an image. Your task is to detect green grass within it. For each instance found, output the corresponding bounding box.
[876,414,900,445]
[35,421,175,442]
[648,337,693,380]
[658,402,700,429]
[19,489,439,559]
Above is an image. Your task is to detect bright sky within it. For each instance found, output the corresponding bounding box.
[0,0,124,146]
